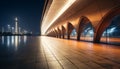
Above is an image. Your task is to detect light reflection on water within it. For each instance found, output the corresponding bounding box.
[24,36,27,43]
[15,36,18,50]
[2,36,4,44]
[19,36,21,43]
[1,36,27,50]
[11,36,14,45]
[7,36,10,46]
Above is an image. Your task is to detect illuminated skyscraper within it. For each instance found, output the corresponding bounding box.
[15,17,18,34]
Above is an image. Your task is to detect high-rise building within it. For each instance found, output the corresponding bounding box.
[15,17,18,34]
[7,25,11,32]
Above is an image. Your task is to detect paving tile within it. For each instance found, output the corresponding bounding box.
[1,36,120,69]
[48,61,63,69]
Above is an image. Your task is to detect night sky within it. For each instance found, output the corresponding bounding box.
[0,0,44,35]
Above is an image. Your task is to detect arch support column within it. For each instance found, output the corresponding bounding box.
[93,32,100,43]
[67,34,70,39]
[62,34,64,39]
[77,34,80,40]
[93,6,120,43]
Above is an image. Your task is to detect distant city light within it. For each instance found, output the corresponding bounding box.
[7,25,11,32]
[1,17,31,35]
[109,27,116,33]
[89,30,94,35]
[15,17,18,21]
[12,27,14,34]
[8,25,10,27]
[71,29,77,36]
[12,27,14,29]
[103,27,116,36]
[105,27,116,34]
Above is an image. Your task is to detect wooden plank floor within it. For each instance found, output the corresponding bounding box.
[0,36,120,69]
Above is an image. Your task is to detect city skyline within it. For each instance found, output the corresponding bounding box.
[0,0,45,35]
[1,17,32,35]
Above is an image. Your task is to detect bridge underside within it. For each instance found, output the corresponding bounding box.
[41,0,120,45]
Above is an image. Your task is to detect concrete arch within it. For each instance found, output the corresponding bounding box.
[57,27,62,38]
[94,6,120,43]
[77,16,94,40]
[48,31,52,37]
[67,22,76,39]
[61,25,66,38]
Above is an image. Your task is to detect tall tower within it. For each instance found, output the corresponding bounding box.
[15,17,18,34]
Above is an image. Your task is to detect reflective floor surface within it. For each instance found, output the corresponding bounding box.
[0,36,120,69]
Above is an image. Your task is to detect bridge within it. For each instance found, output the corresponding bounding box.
[41,0,120,45]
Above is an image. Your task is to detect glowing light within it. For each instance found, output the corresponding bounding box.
[15,17,18,34]
[19,36,21,42]
[15,22,18,34]
[8,25,11,32]
[24,36,27,43]
[12,27,14,29]
[12,27,14,34]
[42,0,76,34]
[103,27,116,36]
[89,30,93,35]
[11,36,14,45]
[7,36,10,46]
[71,29,77,36]
[108,27,116,33]
[2,36,4,44]
[110,27,116,33]
[15,17,18,21]
[8,25,10,27]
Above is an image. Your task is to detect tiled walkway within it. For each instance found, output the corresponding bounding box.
[0,36,120,69]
